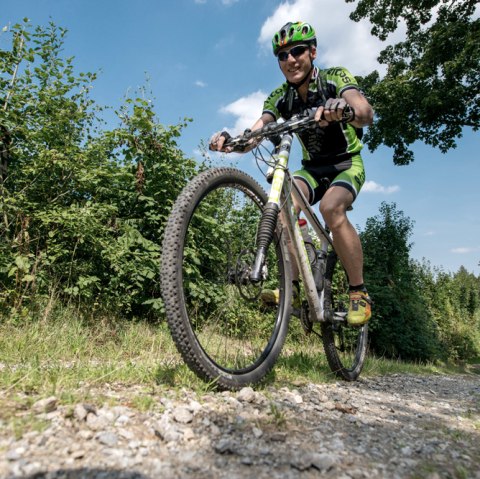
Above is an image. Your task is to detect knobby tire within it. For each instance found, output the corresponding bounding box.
[161,168,292,390]
[321,252,368,380]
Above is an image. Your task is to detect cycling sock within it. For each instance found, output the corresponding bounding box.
[349,283,367,293]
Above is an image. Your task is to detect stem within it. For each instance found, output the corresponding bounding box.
[3,33,25,111]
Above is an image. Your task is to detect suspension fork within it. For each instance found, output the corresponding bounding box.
[250,134,293,283]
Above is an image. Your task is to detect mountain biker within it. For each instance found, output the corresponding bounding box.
[209,21,373,326]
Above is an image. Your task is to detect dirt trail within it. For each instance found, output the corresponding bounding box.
[1,373,479,478]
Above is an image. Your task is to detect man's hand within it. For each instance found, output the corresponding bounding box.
[209,131,233,152]
[314,98,350,127]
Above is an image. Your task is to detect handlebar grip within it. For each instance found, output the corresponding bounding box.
[342,105,355,123]
[301,105,355,123]
[220,131,232,142]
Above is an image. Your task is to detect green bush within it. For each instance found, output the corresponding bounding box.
[0,20,197,317]
[361,202,480,362]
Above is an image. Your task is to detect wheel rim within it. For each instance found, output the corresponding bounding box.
[327,322,367,373]
[322,255,368,377]
[180,180,288,375]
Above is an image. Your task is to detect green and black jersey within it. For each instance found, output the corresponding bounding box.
[263,66,363,166]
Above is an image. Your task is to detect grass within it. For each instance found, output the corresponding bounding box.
[0,307,475,412]
[0,311,205,406]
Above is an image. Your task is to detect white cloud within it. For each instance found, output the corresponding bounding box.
[220,90,266,134]
[451,247,480,254]
[257,0,407,75]
[362,180,399,194]
[195,80,207,88]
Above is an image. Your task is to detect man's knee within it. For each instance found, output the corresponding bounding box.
[320,202,348,230]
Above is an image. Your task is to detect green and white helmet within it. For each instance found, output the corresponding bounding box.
[272,21,317,56]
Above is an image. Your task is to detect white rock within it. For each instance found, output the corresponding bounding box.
[32,396,57,414]
[173,407,193,424]
[237,387,256,403]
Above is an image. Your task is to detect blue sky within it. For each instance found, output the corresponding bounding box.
[2,0,479,275]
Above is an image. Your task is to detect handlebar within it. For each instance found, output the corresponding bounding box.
[225,105,355,152]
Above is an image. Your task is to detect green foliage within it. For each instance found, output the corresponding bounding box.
[361,202,480,362]
[1,19,478,367]
[0,20,197,317]
[361,202,440,360]
[347,0,480,164]
[413,262,480,361]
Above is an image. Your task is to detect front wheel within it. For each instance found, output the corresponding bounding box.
[321,252,368,380]
[161,168,292,390]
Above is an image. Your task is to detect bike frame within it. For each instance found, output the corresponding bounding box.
[261,131,333,323]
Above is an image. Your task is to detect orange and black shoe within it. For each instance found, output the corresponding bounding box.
[260,282,301,310]
[347,291,372,326]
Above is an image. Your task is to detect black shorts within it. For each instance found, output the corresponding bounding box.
[293,154,366,205]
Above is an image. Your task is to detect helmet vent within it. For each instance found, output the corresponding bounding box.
[272,21,316,55]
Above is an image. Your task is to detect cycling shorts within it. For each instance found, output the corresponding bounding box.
[293,153,366,205]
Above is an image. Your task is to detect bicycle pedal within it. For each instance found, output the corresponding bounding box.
[333,312,347,322]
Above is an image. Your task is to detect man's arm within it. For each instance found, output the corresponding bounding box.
[209,113,276,153]
[341,88,374,128]
[314,88,374,128]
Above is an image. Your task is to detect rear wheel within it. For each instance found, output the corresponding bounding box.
[161,167,292,390]
[321,252,368,380]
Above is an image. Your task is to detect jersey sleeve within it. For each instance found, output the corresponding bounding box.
[323,67,359,97]
[262,84,288,120]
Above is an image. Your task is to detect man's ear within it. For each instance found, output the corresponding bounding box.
[310,45,317,60]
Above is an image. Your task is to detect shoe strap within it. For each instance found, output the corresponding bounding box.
[350,291,373,305]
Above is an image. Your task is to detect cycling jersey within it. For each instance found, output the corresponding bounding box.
[262,65,366,203]
[262,65,363,165]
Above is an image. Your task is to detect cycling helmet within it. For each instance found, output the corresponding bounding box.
[272,21,317,56]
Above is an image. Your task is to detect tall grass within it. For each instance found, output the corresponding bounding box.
[0,304,474,405]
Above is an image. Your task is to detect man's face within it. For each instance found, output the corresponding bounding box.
[277,43,316,83]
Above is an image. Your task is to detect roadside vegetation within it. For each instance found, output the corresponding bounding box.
[1,16,479,409]
[0,308,475,401]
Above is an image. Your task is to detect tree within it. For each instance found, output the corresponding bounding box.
[346,0,480,164]
[0,20,197,318]
[361,202,440,360]
[414,262,480,361]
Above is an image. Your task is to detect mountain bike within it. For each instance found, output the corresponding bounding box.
[160,108,368,390]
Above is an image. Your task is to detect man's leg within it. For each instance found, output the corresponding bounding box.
[320,185,371,325]
[319,185,363,285]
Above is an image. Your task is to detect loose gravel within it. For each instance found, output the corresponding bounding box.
[1,373,479,479]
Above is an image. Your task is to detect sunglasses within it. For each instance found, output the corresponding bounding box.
[277,44,309,62]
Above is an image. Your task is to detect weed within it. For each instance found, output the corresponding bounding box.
[130,394,157,412]
[268,402,287,428]
[10,414,50,440]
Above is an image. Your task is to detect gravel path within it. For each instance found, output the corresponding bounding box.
[1,373,479,479]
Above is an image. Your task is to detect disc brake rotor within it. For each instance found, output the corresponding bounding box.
[234,249,263,301]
